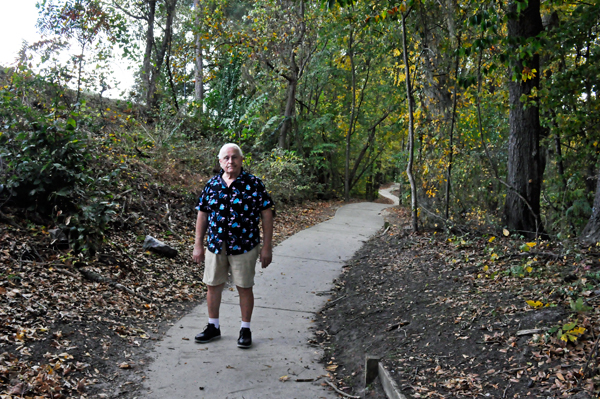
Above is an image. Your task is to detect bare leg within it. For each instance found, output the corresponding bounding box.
[207,283,225,319]
[237,286,254,323]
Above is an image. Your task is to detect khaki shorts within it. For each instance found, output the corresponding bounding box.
[203,245,260,288]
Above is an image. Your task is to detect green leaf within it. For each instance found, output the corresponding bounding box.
[562,322,577,331]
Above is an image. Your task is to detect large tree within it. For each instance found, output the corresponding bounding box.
[246,0,316,149]
[581,165,600,246]
[503,0,545,238]
[113,0,179,110]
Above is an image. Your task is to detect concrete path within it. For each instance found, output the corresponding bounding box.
[143,195,397,398]
[379,183,400,206]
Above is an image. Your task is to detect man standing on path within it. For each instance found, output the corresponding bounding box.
[192,143,274,349]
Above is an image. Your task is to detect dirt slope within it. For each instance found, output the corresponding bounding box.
[316,207,599,399]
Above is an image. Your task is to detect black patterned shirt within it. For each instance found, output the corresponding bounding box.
[196,169,273,255]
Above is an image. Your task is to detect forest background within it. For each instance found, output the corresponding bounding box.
[3,0,600,243]
[2,0,600,397]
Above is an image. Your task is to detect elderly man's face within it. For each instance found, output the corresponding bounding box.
[219,146,243,177]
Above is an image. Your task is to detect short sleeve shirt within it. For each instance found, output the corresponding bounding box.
[196,169,274,255]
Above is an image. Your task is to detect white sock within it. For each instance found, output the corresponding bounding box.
[241,321,251,329]
[209,318,220,329]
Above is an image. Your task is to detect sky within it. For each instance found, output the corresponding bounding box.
[0,0,134,98]
[0,0,40,67]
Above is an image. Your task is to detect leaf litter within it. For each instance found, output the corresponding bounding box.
[315,206,600,398]
[4,172,600,398]
[0,171,342,398]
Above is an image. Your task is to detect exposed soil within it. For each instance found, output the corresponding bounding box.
[315,206,600,399]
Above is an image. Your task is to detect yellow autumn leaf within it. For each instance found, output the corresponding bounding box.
[573,326,586,335]
[526,242,537,248]
[526,300,543,308]
[483,265,489,272]
[526,266,533,273]
[560,334,568,342]
[490,253,499,261]
[488,236,496,243]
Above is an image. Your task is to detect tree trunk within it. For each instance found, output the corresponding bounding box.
[166,37,179,111]
[581,166,600,246]
[348,111,391,191]
[344,29,356,202]
[445,34,460,221]
[141,0,156,106]
[278,76,297,149]
[194,0,204,107]
[75,43,86,104]
[503,0,545,238]
[145,0,178,111]
[278,0,304,149]
[402,11,418,232]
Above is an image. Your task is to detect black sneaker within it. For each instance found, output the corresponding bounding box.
[195,323,221,343]
[237,327,252,348]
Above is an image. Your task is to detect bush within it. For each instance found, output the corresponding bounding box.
[0,66,118,254]
[247,149,318,204]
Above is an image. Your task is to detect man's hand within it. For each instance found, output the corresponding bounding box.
[260,208,274,268]
[193,245,205,264]
[260,245,272,268]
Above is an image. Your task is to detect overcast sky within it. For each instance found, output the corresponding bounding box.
[0,0,40,67]
[0,0,134,98]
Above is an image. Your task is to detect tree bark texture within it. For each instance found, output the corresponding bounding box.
[504,0,545,238]
[278,71,298,149]
[401,11,418,232]
[581,166,600,246]
[344,29,356,203]
[445,34,460,221]
[142,0,178,111]
[194,0,204,106]
[278,0,305,149]
[141,0,156,105]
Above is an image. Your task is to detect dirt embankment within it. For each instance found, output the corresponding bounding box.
[316,207,599,399]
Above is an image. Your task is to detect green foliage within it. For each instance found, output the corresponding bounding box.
[247,149,317,204]
[548,320,587,344]
[139,102,185,148]
[2,0,599,245]
[569,297,592,314]
[0,66,119,254]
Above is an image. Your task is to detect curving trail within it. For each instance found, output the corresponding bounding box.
[143,188,399,399]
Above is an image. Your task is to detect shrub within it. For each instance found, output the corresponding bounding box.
[0,66,118,254]
[247,149,317,204]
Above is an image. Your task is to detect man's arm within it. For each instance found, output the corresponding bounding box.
[260,208,274,268]
[192,211,209,264]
